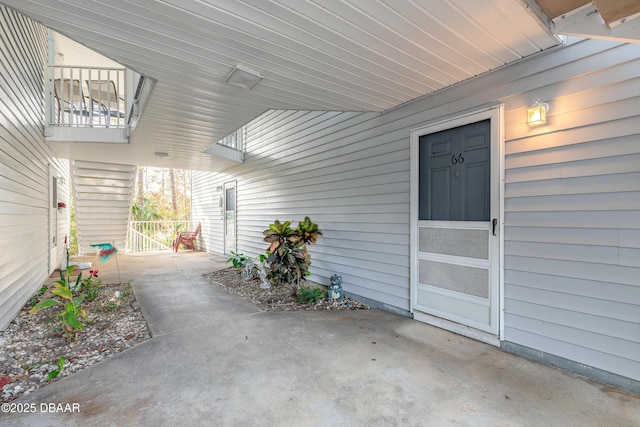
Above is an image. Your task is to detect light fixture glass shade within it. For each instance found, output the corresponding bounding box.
[225,65,262,90]
[527,98,549,126]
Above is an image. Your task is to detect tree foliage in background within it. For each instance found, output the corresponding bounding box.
[69,200,78,255]
[131,167,191,221]
[131,196,161,221]
[69,167,191,254]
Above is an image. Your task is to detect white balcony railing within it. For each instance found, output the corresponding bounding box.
[126,220,195,252]
[203,125,246,163]
[45,65,127,128]
[218,126,246,152]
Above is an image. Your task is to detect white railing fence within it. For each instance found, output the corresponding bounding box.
[127,220,195,252]
[45,65,127,128]
[217,125,246,152]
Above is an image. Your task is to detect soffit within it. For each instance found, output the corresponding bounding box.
[1,0,559,171]
[533,0,640,41]
[535,0,640,26]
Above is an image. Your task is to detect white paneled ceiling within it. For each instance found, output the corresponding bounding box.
[1,0,560,171]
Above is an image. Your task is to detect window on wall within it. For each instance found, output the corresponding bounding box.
[225,187,235,212]
[52,176,58,208]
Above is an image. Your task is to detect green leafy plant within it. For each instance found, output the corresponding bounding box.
[296,216,322,245]
[263,217,322,287]
[82,281,101,301]
[263,220,305,287]
[80,269,102,301]
[99,300,118,312]
[28,285,48,307]
[297,286,327,304]
[47,356,65,381]
[121,282,133,300]
[227,251,248,269]
[30,266,88,342]
[131,196,161,221]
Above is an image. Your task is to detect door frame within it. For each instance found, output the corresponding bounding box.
[223,180,237,255]
[409,105,505,344]
[48,165,58,274]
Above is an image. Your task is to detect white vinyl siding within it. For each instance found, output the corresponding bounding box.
[73,161,134,254]
[500,40,640,382]
[193,109,413,311]
[191,171,225,253]
[193,38,639,383]
[0,7,69,330]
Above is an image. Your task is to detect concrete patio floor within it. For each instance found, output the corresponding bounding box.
[2,251,639,426]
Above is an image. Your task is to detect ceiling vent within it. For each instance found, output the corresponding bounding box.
[225,65,262,90]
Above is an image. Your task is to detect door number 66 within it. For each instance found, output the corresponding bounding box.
[451,153,464,164]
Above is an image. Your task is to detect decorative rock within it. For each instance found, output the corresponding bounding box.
[206,267,369,312]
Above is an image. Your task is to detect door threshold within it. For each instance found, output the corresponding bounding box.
[413,311,500,347]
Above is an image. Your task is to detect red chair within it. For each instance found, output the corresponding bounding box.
[173,223,201,252]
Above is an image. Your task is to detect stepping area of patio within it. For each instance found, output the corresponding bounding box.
[3,251,639,426]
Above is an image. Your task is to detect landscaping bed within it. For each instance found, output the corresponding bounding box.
[206,267,371,312]
[0,277,151,402]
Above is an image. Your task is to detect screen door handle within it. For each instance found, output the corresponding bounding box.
[492,218,497,236]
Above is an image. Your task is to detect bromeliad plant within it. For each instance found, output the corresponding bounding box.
[30,266,89,342]
[263,217,322,287]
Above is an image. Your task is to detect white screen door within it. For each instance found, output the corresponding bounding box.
[411,107,503,343]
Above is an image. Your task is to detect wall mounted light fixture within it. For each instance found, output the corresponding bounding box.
[527,98,550,126]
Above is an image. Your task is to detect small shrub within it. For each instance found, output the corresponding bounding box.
[121,282,133,300]
[99,300,118,312]
[28,285,48,307]
[47,356,65,381]
[227,251,248,269]
[297,286,327,304]
[30,266,88,342]
[80,270,102,301]
[263,217,322,287]
[82,282,101,301]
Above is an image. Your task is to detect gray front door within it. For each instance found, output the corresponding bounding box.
[411,109,502,341]
[419,119,490,222]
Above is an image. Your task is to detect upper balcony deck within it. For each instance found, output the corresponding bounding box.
[44,65,143,144]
